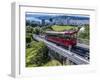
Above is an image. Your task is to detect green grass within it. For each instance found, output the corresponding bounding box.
[44,59,62,66]
[51,25,77,31]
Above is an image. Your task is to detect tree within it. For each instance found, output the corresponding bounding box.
[26,26,33,33]
[78,25,89,39]
[78,25,90,44]
[26,20,31,26]
[33,28,40,35]
[26,36,31,43]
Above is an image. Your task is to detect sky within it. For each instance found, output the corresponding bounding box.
[26,12,90,22]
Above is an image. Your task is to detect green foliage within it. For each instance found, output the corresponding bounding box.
[26,26,34,48]
[44,59,62,66]
[26,26,33,33]
[78,26,89,44]
[33,27,44,35]
[26,36,31,43]
[31,23,38,27]
[26,20,31,26]
[34,28,40,35]
[26,20,39,27]
[26,41,62,67]
[26,26,66,67]
[79,26,89,39]
[26,41,49,67]
[42,26,53,31]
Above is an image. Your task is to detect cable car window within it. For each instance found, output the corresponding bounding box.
[64,35,71,39]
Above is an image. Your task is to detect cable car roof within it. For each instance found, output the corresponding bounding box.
[45,30,78,35]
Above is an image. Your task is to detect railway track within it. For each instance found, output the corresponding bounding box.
[71,46,89,60]
[33,34,89,64]
[56,44,89,60]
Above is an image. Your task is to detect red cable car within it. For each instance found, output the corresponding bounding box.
[45,28,80,50]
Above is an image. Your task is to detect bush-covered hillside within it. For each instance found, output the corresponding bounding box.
[26,26,62,67]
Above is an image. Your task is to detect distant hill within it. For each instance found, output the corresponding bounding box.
[26,13,90,27]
